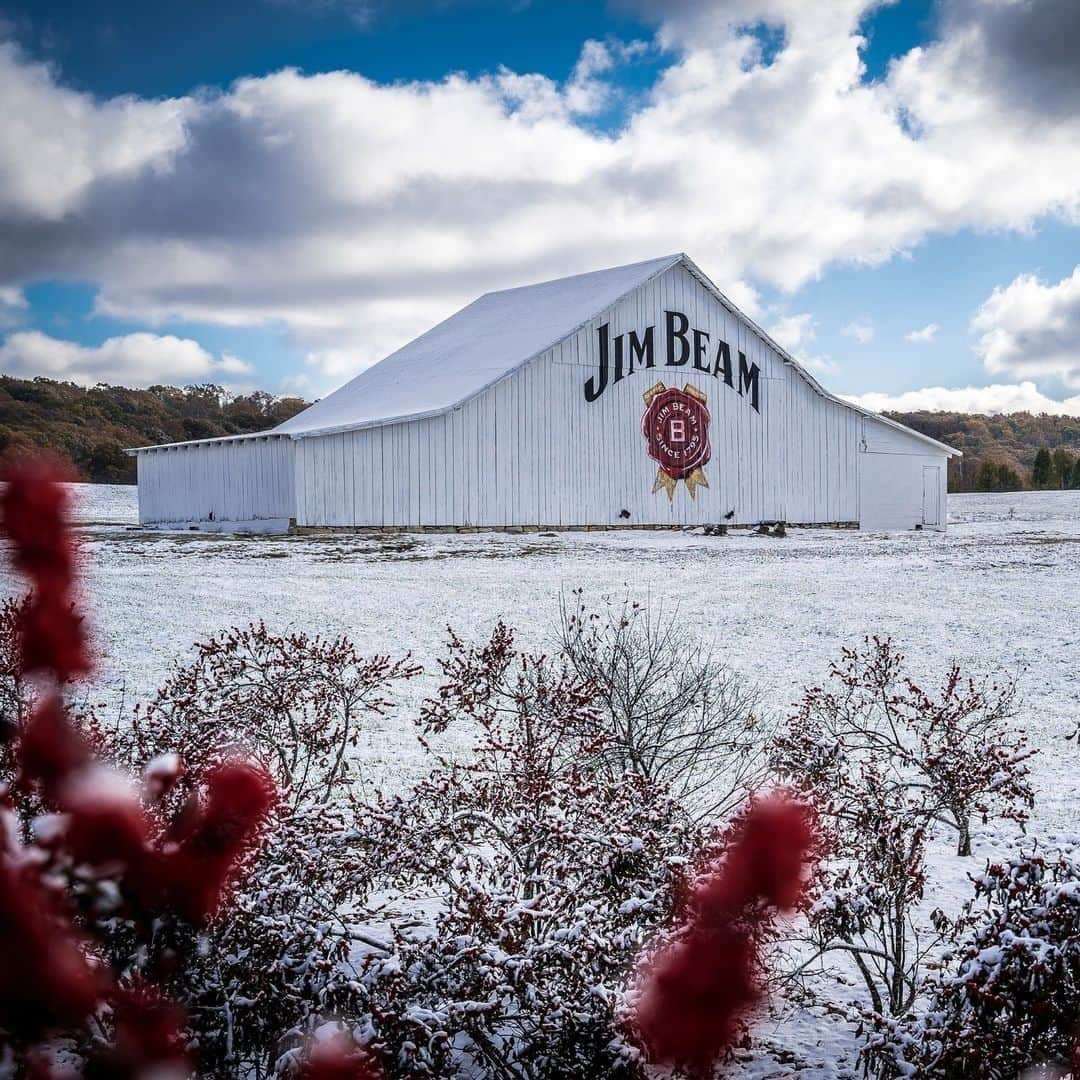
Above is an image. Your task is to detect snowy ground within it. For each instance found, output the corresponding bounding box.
[4,486,1077,1076]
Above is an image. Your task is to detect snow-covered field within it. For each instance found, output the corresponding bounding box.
[40,485,1078,821]
[4,485,1077,1076]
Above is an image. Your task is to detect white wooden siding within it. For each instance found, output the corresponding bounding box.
[292,264,862,528]
[135,435,295,528]
[862,419,944,456]
[858,447,948,532]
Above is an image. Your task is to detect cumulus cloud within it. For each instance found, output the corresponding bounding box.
[844,381,1080,418]
[1,0,1080,385]
[929,0,1080,122]
[0,285,27,328]
[971,266,1080,390]
[842,319,874,344]
[767,311,837,374]
[0,330,253,388]
[768,312,815,353]
[905,322,938,343]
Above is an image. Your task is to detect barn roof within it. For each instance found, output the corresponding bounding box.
[130,252,957,458]
[271,253,683,438]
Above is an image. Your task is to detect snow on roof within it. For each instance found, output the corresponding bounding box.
[128,251,956,458]
[271,253,682,438]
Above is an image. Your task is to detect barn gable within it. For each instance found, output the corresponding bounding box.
[271,252,955,461]
[289,258,876,528]
[273,253,684,438]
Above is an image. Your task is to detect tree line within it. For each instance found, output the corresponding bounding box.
[887,410,1080,492]
[0,376,310,483]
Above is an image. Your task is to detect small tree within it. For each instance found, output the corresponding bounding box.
[996,461,1021,491]
[797,768,946,1018]
[974,459,998,491]
[772,640,1034,1041]
[1033,447,1054,487]
[1071,455,1080,490]
[557,592,769,822]
[773,638,1034,857]
[1052,448,1073,489]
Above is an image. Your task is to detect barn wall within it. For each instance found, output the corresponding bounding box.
[858,451,947,531]
[136,436,295,531]
[293,264,862,528]
[857,417,949,532]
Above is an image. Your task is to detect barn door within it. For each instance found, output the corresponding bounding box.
[922,466,941,527]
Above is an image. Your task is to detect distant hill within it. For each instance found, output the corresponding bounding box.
[0,376,310,483]
[887,411,1080,491]
[1,375,1077,490]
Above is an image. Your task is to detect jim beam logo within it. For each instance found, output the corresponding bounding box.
[641,382,711,500]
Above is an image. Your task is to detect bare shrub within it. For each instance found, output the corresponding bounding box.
[557,591,769,822]
[773,638,1034,1034]
[795,768,949,1019]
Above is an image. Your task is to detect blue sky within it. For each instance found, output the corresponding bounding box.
[1,0,1079,414]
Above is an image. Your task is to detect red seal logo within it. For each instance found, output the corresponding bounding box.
[641,382,711,499]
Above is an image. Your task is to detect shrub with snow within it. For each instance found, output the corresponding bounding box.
[773,638,1034,1027]
[865,851,1080,1078]
[773,636,1034,857]
[353,623,707,1078]
[89,622,419,1076]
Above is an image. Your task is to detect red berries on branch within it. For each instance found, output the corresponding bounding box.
[0,457,276,1072]
[0,459,91,681]
[633,793,818,1072]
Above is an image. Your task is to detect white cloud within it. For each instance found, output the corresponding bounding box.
[844,381,1080,417]
[905,322,938,343]
[304,346,384,379]
[0,284,27,328]
[0,330,253,388]
[767,311,837,374]
[1,2,1080,380]
[723,279,763,321]
[767,312,815,353]
[801,355,840,376]
[842,319,874,344]
[971,266,1080,390]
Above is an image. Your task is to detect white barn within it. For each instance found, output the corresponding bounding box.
[130,254,959,533]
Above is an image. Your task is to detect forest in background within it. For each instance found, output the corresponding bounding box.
[886,410,1080,491]
[0,377,309,482]
[1,374,1078,490]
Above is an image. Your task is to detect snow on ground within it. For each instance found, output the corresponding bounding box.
[41,486,1078,822]
[4,485,1077,1076]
